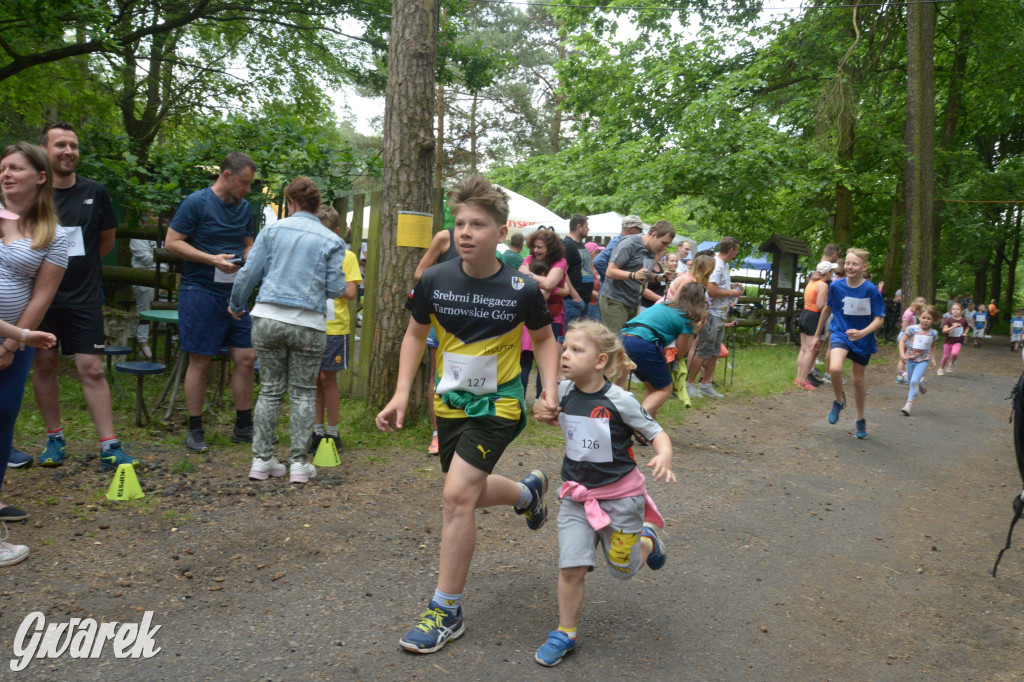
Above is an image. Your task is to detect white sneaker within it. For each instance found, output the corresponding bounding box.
[901,402,912,416]
[699,384,725,399]
[685,382,698,398]
[937,367,944,376]
[0,535,29,567]
[248,457,287,480]
[289,462,317,484]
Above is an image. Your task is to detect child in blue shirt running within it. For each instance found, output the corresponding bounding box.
[812,248,885,439]
[1011,311,1024,352]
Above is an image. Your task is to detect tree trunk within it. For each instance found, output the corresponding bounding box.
[990,223,1006,306]
[933,11,971,273]
[470,93,479,174]
[434,82,444,188]
[881,183,904,294]
[1006,207,1022,314]
[902,0,936,304]
[974,268,987,307]
[833,78,854,246]
[367,0,439,414]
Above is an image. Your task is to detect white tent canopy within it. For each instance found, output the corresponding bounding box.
[344,184,562,234]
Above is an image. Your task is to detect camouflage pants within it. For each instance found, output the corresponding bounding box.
[251,316,326,464]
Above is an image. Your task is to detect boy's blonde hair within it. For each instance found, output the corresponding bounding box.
[846,247,870,263]
[447,174,510,228]
[566,320,636,382]
[316,205,340,231]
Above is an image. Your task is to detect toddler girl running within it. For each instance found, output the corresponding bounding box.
[531,319,675,667]
[895,297,926,384]
[899,305,939,415]
[938,303,967,374]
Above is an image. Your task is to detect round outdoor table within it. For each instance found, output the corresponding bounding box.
[140,309,184,420]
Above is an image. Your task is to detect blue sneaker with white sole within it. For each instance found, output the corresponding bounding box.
[399,601,465,654]
[642,522,667,570]
[98,441,140,472]
[535,630,577,667]
[516,469,549,530]
[38,435,66,467]
[7,447,32,469]
[855,419,868,440]
[827,393,847,425]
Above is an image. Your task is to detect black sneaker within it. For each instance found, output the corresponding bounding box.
[0,505,29,522]
[185,428,209,453]
[231,424,278,444]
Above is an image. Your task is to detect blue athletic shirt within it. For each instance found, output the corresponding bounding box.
[621,303,694,346]
[170,187,254,296]
[827,277,885,356]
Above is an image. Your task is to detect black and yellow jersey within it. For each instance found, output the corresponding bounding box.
[408,258,552,420]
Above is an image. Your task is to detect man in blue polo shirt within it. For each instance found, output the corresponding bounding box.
[165,152,257,453]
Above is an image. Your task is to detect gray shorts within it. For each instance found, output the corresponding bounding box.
[558,495,645,580]
[696,315,726,358]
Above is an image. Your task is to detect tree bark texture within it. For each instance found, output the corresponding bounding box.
[902,0,936,304]
[990,231,1005,305]
[434,81,445,188]
[833,77,854,247]
[367,0,438,414]
[882,183,904,293]
[1006,208,1021,314]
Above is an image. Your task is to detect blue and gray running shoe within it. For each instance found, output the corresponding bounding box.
[827,393,847,425]
[38,435,66,467]
[535,630,577,667]
[516,469,548,530]
[399,601,465,654]
[99,441,140,472]
[855,419,868,440]
[642,522,667,570]
[7,447,32,469]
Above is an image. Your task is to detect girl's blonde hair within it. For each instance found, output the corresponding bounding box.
[566,319,636,382]
[921,305,941,322]
[689,254,715,288]
[910,296,927,312]
[1,142,58,250]
[668,281,708,326]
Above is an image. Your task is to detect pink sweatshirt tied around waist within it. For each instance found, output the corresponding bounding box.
[558,467,665,531]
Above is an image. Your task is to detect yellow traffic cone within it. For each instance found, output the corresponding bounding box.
[312,436,341,468]
[106,463,145,501]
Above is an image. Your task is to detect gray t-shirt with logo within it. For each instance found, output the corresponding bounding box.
[599,234,654,307]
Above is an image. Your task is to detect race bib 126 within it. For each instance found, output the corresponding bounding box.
[559,413,613,463]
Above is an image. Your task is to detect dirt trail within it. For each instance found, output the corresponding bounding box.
[1,340,1023,680]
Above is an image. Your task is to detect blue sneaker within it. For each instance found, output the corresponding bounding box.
[535,630,577,667]
[826,393,847,425]
[855,419,868,440]
[399,601,465,654]
[642,522,667,570]
[7,447,32,469]
[516,469,548,530]
[38,435,66,467]
[98,441,140,472]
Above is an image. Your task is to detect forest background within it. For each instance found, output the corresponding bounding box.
[1,0,1022,309]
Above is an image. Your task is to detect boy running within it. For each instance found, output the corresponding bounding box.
[812,248,885,439]
[376,175,561,654]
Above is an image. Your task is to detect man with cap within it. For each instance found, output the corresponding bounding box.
[592,214,644,281]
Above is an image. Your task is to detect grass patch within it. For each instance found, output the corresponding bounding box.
[169,456,198,475]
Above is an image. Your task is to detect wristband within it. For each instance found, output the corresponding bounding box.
[19,327,28,351]
[629,271,635,281]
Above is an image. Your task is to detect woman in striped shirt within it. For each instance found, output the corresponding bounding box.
[0,142,68,567]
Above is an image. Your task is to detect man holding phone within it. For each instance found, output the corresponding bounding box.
[165,152,257,453]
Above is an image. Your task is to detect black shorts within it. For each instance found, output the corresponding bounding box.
[798,309,821,336]
[39,305,106,355]
[436,415,520,474]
